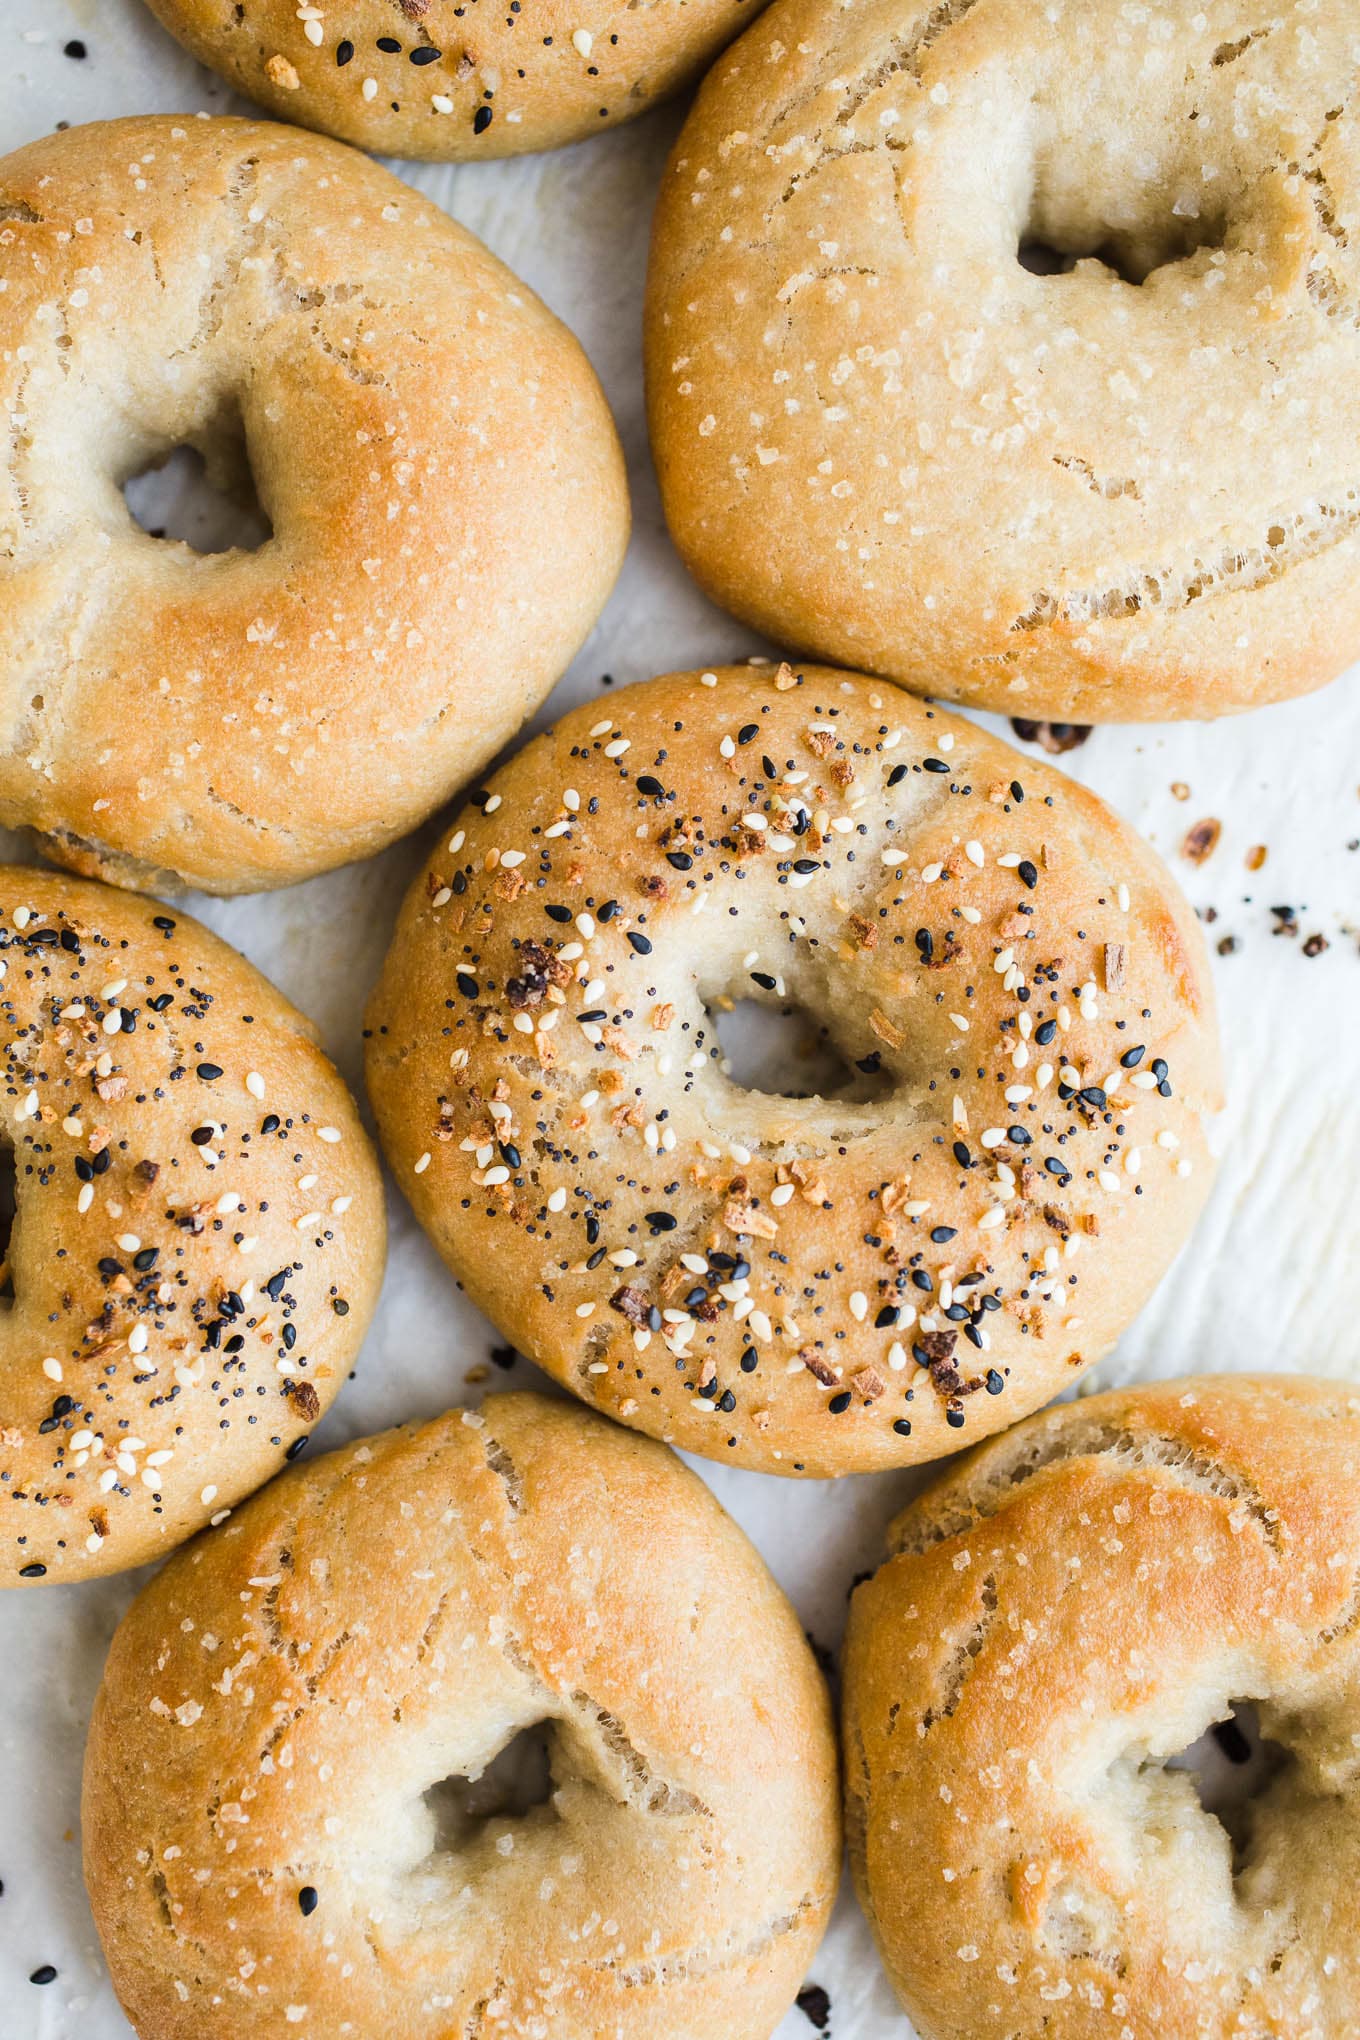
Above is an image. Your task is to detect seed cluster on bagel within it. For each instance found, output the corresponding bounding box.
[139,0,768,160]
[844,1375,1360,2039]
[366,663,1221,1477]
[0,871,384,1583]
[646,0,1360,721]
[82,1392,841,2040]
[0,115,628,894]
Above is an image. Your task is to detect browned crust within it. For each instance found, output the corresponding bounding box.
[82,1391,841,2037]
[844,1374,1360,2037]
[0,867,385,1583]
[646,0,1360,721]
[0,116,628,892]
[366,662,1221,1477]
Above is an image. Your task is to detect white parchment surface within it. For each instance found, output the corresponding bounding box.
[1,6,1359,2035]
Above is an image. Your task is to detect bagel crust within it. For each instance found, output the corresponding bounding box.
[82,1391,841,2039]
[0,869,384,1584]
[0,116,628,894]
[843,1374,1360,2039]
[366,664,1221,1478]
[646,0,1360,721]
[140,0,766,160]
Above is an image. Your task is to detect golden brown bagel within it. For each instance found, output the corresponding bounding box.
[140,0,768,160]
[83,1392,841,2038]
[0,115,628,894]
[366,663,1221,1477]
[0,869,384,1584]
[843,1373,1360,2040]
[646,0,1360,721]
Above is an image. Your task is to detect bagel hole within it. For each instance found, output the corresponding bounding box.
[424,1723,557,1849]
[1166,1702,1291,1875]
[0,1139,14,1305]
[122,414,271,555]
[1018,210,1226,286]
[706,997,890,1102]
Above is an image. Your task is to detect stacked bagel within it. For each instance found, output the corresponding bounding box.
[1,4,1355,2038]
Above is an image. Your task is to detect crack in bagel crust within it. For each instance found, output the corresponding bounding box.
[366,663,1221,1478]
[0,869,384,1584]
[81,1394,841,2040]
[645,0,1360,720]
[0,115,627,894]
[844,1375,1360,2040]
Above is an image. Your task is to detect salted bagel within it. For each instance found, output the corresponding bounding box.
[646,0,1360,722]
[0,116,628,894]
[0,869,384,1585]
[83,1391,840,2038]
[365,663,1221,1478]
[843,1374,1360,2039]
[140,0,767,160]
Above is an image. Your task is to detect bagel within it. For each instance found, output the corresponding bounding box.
[0,115,628,895]
[0,868,384,1585]
[365,663,1221,1478]
[140,0,767,160]
[842,1374,1360,2039]
[82,1391,841,2039]
[646,0,1360,722]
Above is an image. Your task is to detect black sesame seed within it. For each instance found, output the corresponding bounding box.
[298,1886,319,1916]
[750,971,777,991]
[737,724,758,745]
[740,1349,758,1372]
[923,757,949,773]
[627,932,652,955]
[636,775,665,797]
[855,1052,881,1075]
[473,105,494,133]
[875,1306,899,1328]
[887,763,908,786]
[645,1211,677,1233]
[456,973,479,999]
[29,1965,57,1985]
[19,1563,46,1578]
[1035,1019,1058,1045]
[945,1407,966,1429]
[336,38,354,63]
[409,44,442,62]
[376,34,401,50]
[545,904,572,923]
[892,1417,912,1436]
[828,1391,852,1414]
[952,1140,972,1168]
[930,1226,957,1243]
[666,851,693,870]
[1120,1044,1146,1067]
[985,1370,1005,1394]
[1017,859,1038,889]
[196,1062,223,1082]
[285,1437,310,1461]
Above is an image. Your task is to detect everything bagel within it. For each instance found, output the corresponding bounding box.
[366,663,1221,1477]
[83,1393,840,2038]
[843,1375,1360,2038]
[0,116,627,894]
[140,0,767,160]
[0,869,384,1585]
[646,0,1360,721]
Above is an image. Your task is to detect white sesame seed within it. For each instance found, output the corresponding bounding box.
[770,1183,795,1207]
[246,1071,265,1099]
[849,1291,868,1321]
[317,1126,342,1143]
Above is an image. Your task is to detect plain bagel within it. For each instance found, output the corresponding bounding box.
[0,868,384,1585]
[365,663,1221,1478]
[0,115,628,894]
[843,1374,1360,2039]
[82,1391,841,2038]
[646,0,1360,721]
[139,0,768,160]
